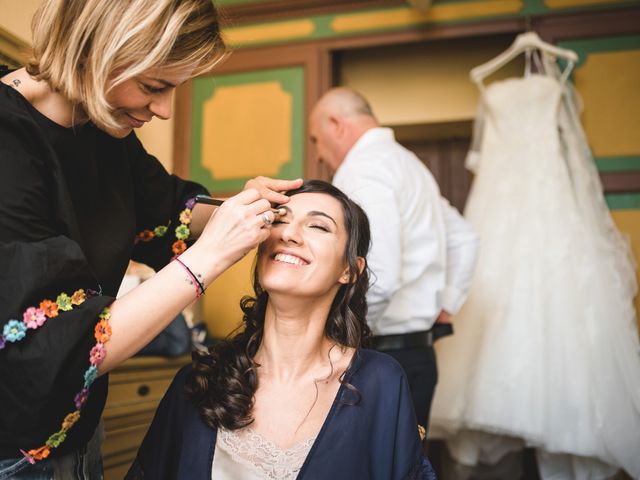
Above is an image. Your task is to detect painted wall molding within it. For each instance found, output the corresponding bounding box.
[221,0,640,48]
[0,26,29,68]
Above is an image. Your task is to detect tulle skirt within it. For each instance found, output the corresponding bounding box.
[431,76,640,479]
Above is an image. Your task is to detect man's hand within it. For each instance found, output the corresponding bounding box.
[244,176,303,205]
[436,310,452,324]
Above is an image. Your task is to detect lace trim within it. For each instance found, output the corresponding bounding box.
[217,428,315,479]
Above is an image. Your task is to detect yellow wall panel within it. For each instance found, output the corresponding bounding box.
[574,50,640,157]
[224,19,315,45]
[340,36,523,125]
[0,0,41,43]
[611,209,640,331]
[546,0,635,8]
[201,82,293,180]
[137,105,175,172]
[204,251,257,338]
[331,1,523,33]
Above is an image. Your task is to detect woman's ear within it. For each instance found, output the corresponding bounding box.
[355,257,365,275]
[338,257,366,285]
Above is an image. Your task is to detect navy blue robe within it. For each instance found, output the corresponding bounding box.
[126,349,436,479]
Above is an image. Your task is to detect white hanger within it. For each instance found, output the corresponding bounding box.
[470,31,578,85]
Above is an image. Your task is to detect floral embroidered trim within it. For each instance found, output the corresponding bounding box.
[19,306,113,464]
[135,197,195,258]
[0,288,111,463]
[0,289,92,349]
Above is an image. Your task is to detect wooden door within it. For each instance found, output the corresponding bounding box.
[401,136,472,213]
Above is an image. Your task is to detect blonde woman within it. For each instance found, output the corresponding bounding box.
[0,0,301,477]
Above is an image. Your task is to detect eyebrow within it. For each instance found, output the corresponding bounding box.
[279,206,338,228]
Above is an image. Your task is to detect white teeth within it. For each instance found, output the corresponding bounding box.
[274,253,306,266]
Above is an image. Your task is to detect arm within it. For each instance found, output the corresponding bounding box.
[393,369,437,480]
[110,142,301,370]
[0,133,273,376]
[367,356,437,480]
[438,198,479,318]
[101,188,271,373]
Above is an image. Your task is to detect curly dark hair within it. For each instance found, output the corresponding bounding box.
[185,180,372,430]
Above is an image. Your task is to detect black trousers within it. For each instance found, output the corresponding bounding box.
[383,346,438,431]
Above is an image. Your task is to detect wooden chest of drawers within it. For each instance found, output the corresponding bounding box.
[102,355,190,480]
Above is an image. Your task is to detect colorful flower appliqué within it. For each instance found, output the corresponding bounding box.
[3,320,26,342]
[39,299,59,318]
[56,293,73,312]
[0,292,113,464]
[135,197,197,259]
[23,307,46,329]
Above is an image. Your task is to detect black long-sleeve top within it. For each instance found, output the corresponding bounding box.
[0,72,206,459]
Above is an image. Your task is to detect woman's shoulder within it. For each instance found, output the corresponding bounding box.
[170,363,193,393]
[356,348,404,369]
[152,363,194,413]
[153,363,206,429]
[0,81,41,136]
[351,348,406,384]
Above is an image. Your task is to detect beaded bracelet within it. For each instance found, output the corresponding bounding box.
[174,257,205,299]
[135,197,207,301]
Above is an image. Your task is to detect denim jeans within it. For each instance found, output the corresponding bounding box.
[0,422,104,480]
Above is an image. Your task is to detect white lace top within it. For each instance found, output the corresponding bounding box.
[211,428,316,479]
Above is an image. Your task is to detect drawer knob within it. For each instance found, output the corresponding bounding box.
[137,385,150,397]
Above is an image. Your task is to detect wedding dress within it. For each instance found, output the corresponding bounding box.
[430,51,640,479]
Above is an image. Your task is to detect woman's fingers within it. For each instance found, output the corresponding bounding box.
[244,176,303,205]
[195,191,274,263]
[223,190,278,225]
[226,187,262,206]
[244,197,272,217]
[257,210,275,228]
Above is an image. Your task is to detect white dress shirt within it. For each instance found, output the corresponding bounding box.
[333,128,478,335]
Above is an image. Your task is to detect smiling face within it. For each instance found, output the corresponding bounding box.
[257,192,351,300]
[105,65,193,138]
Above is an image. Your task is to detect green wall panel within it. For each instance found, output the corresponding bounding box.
[190,66,305,193]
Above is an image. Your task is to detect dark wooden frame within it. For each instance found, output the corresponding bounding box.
[221,0,406,24]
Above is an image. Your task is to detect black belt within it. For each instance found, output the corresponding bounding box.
[370,323,453,351]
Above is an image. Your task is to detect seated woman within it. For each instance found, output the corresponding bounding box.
[126,180,436,479]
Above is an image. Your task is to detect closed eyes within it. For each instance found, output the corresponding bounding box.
[140,83,168,94]
[271,220,330,232]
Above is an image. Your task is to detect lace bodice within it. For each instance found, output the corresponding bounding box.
[484,75,562,143]
[212,427,316,479]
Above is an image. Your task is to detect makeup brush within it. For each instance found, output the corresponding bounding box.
[193,194,287,217]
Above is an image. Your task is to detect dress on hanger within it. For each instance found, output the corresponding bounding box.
[430,51,640,479]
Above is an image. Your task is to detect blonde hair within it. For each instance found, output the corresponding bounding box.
[27,0,227,131]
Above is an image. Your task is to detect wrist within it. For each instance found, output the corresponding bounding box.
[174,257,205,298]
[178,243,226,289]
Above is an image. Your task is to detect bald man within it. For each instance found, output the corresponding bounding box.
[310,87,478,433]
